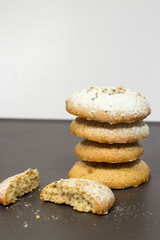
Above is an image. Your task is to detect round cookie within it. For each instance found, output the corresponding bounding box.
[70,117,149,144]
[75,139,144,163]
[68,160,151,189]
[66,86,151,124]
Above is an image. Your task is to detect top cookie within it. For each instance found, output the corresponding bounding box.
[66,86,151,124]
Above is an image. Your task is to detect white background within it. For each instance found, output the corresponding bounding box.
[0,0,159,121]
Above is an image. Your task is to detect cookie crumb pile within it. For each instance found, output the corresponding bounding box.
[66,86,151,189]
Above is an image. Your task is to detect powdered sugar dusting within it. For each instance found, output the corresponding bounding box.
[57,178,115,208]
[0,177,15,202]
[72,118,149,143]
[77,118,149,137]
[67,86,151,121]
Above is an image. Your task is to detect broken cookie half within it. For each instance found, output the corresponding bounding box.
[0,168,40,205]
[40,178,115,215]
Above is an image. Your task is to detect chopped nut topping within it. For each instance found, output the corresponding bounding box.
[87,86,126,96]
[101,88,108,93]
[91,97,96,100]
[136,92,143,97]
[87,86,94,93]
[91,91,99,100]
[107,86,126,95]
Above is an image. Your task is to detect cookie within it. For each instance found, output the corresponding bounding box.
[40,178,115,215]
[75,139,144,163]
[68,160,151,189]
[70,117,149,144]
[66,86,151,124]
[0,169,40,205]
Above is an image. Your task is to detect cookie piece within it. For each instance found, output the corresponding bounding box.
[40,178,115,215]
[68,160,151,189]
[75,139,144,163]
[0,169,40,205]
[70,118,149,144]
[66,86,151,124]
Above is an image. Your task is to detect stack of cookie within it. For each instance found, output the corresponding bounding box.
[66,86,151,189]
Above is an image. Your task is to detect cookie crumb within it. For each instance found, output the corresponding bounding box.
[24,222,28,228]
[52,215,59,220]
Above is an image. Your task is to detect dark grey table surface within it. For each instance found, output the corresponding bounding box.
[0,119,159,240]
